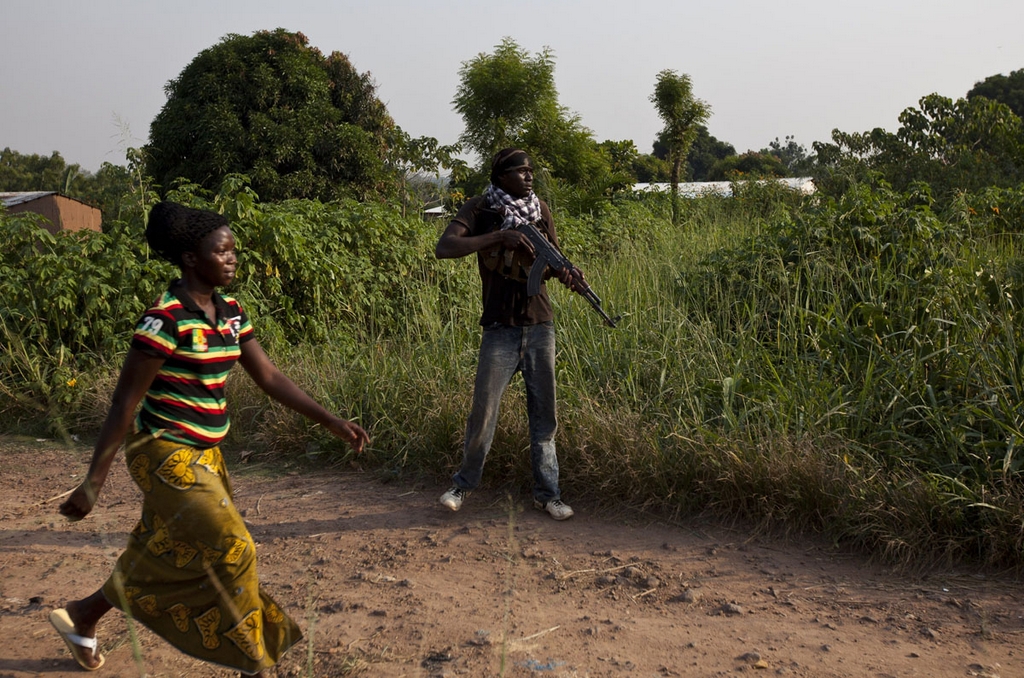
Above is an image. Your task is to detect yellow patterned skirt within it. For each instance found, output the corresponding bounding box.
[102,431,301,675]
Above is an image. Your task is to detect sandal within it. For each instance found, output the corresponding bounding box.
[49,608,105,671]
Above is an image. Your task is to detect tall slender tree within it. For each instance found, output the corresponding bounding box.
[451,38,611,207]
[650,70,711,224]
[452,38,558,165]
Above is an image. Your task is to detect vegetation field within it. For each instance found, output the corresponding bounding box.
[4,171,1024,572]
[3,33,1024,575]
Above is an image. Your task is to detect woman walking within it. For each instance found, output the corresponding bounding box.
[50,201,369,675]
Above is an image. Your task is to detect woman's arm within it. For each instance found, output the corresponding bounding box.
[59,349,166,520]
[238,338,369,452]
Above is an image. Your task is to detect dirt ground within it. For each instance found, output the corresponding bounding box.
[0,435,1020,678]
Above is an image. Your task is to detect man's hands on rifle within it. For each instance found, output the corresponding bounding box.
[497,229,535,255]
[557,266,587,293]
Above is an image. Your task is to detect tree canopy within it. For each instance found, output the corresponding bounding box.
[651,126,734,182]
[452,38,558,165]
[451,38,613,209]
[145,29,398,202]
[813,93,1024,209]
[760,136,814,176]
[706,151,787,181]
[967,68,1024,119]
[0,148,79,193]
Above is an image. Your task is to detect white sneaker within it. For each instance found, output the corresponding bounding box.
[440,487,468,511]
[534,499,574,520]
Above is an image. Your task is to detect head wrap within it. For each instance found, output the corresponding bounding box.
[146,202,229,267]
[485,148,540,231]
[489,148,532,185]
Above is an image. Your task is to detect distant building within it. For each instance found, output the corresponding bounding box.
[422,205,448,220]
[632,177,816,198]
[0,191,102,234]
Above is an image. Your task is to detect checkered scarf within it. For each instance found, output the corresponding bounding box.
[484,184,542,230]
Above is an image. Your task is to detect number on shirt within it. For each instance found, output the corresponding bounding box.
[139,316,164,335]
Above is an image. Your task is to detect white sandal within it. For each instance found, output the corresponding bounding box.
[49,608,105,671]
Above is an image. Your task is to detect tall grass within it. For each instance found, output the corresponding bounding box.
[5,181,1024,569]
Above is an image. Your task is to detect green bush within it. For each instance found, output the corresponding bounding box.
[6,176,1024,568]
[0,176,457,430]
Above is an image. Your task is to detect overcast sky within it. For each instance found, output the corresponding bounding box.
[4,0,1023,173]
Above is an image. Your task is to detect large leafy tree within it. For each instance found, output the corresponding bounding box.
[813,94,1024,208]
[597,139,646,191]
[453,38,558,165]
[967,68,1024,119]
[451,38,612,209]
[146,29,397,202]
[650,70,711,224]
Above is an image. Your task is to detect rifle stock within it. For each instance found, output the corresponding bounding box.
[517,222,618,328]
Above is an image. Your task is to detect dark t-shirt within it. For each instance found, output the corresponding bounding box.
[450,195,559,326]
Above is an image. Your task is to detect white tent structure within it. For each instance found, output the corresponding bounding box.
[632,177,815,198]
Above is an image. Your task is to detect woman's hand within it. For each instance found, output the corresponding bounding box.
[59,480,100,522]
[326,417,370,454]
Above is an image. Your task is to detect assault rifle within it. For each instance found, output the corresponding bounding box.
[517,222,619,328]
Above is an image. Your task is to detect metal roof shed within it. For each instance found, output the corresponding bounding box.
[0,191,102,234]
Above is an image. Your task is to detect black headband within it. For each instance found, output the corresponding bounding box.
[490,149,531,184]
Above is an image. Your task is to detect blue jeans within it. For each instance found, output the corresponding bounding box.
[452,322,561,503]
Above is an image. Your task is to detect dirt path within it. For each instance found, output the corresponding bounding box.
[0,436,1019,677]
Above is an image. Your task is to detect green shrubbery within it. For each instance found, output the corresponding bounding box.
[683,180,1024,481]
[0,175,464,432]
[4,173,1024,568]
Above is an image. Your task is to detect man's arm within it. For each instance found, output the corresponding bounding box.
[435,221,536,260]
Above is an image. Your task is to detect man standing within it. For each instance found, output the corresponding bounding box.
[435,148,581,520]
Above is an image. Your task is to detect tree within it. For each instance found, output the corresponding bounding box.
[813,94,1024,207]
[597,139,645,192]
[681,126,735,181]
[145,29,397,202]
[760,135,815,176]
[71,148,160,227]
[967,69,1024,119]
[451,38,613,211]
[707,152,787,180]
[389,131,467,216]
[650,70,711,224]
[0,148,81,193]
[639,125,733,183]
[453,38,558,165]
[630,153,670,183]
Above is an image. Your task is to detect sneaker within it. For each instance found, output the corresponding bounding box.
[534,498,574,521]
[440,487,468,511]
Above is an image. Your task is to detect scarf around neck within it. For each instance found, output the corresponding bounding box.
[484,184,542,230]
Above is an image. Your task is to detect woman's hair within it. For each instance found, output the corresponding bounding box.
[490,148,531,184]
[146,202,229,267]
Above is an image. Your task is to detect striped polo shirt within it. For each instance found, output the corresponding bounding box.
[131,281,254,448]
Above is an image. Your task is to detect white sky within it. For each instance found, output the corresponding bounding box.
[3,0,1022,172]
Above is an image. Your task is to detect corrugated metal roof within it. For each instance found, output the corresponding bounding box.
[633,177,815,197]
[0,191,57,207]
